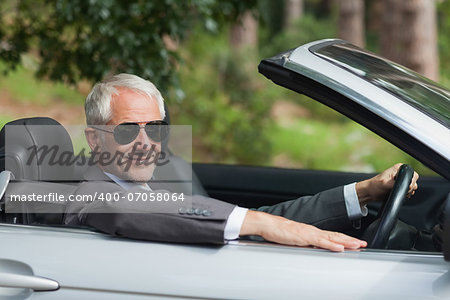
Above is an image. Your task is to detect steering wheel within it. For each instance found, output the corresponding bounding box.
[362,164,415,249]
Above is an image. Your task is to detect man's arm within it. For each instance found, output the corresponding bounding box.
[67,164,417,251]
[66,181,366,251]
[254,164,419,231]
[78,195,366,251]
[254,186,351,231]
[238,163,419,252]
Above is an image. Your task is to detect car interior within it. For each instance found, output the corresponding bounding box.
[1,105,449,252]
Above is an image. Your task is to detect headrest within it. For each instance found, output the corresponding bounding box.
[0,117,76,181]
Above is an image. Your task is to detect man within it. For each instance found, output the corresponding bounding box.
[64,73,419,252]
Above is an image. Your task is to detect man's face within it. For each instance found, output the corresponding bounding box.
[88,87,163,182]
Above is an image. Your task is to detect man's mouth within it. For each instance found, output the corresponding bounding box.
[127,152,156,164]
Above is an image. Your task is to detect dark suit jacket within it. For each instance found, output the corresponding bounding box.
[63,166,352,244]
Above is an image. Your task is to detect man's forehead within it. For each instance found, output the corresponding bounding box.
[109,87,161,124]
[110,87,156,105]
[112,86,150,99]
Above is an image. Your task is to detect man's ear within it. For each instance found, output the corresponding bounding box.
[85,127,101,152]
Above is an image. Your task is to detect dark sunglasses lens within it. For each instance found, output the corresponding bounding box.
[113,123,140,145]
[144,123,169,142]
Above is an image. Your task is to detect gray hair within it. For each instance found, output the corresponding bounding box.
[85,73,166,125]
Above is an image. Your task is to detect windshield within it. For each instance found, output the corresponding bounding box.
[312,42,450,128]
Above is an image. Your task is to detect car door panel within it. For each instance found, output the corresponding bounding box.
[1,224,449,300]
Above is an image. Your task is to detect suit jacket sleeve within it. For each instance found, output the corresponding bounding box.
[254,186,352,231]
[63,181,236,244]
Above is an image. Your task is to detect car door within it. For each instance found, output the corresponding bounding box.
[1,223,450,300]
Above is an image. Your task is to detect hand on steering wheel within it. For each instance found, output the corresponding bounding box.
[362,164,415,249]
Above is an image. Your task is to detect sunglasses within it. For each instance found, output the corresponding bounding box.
[92,120,169,145]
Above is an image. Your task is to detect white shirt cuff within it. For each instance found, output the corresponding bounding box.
[343,183,368,220]
[224,206,248,240]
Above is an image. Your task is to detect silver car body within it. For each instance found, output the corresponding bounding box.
[1,224,449,299]
[1,39,450,299]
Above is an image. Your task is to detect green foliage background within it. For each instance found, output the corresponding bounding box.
[438,0,450,87]
[0,0,256,93]
[0,0,449,175]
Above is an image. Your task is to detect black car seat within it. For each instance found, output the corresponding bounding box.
[0,117,80,224]
[0,117,79,181]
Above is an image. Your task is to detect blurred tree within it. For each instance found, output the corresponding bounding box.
[401,0,439,81]
[367,0,382,33]
[337,0,365,47]
[229,11,258,50]
[380,0,402,63]
[0,0,257,94]
[284,0,304,29]
[381,0,439,81]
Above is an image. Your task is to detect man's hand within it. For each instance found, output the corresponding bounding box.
[239,210,367,252]
[355,163,419,206]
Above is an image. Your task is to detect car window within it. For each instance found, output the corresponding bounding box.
[188,92,436,176]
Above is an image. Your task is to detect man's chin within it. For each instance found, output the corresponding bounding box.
[130,164,156,180]
[122,170,154,183]
[121,174,153,183]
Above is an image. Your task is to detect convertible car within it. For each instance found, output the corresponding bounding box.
[0,39,450,299]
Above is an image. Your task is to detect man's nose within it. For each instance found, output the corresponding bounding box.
[133,127,152,150]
